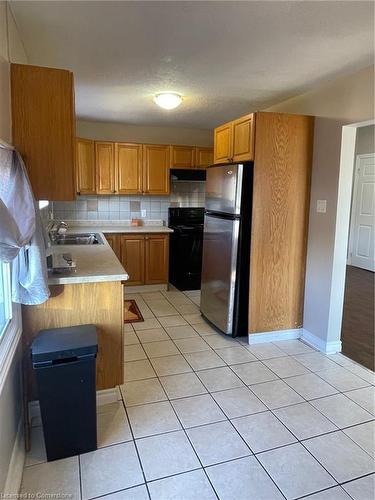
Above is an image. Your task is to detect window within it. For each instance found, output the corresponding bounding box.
[0,263,12,341]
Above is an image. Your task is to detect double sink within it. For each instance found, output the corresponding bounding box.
[50,232,104,246]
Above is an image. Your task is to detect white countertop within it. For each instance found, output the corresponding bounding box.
[65,220,173,234]
[47,231,129,285]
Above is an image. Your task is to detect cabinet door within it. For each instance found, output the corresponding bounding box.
[232,113,255,162]
[96,142,115,194]
[195,147,213,169]
[11,64,76,201]
[214,122,233,164]
[143,145,170,195]
[170,145,195,169]
[145,235,169,284]
[76,138,96,195]
[104,233,121,260]
[120,235,145,286]
[116,143,143,194]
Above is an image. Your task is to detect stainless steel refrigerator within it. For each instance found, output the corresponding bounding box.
[200,163,253,337]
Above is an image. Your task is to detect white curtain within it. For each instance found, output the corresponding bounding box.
[0,148,50,304]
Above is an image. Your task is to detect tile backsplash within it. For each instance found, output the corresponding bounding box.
[52,181,205,222]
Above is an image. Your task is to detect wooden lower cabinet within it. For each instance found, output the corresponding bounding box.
[145,235,169,284]
[105,233,169,286]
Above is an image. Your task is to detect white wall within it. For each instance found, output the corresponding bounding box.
[355,124,375,155]
[76,119,213,146]
[265,65,374,350]
[0,1,27,493]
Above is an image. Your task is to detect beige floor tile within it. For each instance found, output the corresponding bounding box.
[158,315,188,327]
[342,475,375,500]
[184,350,226,371]
[182,313,206,325]
[174,336,210,353]
[304,431,375,483]
[187,420,251,466]
[310,393,374,428]
[97,485,149,500]
[127,401,181,438]
[174,303,200,315]
[284,372,338,400]
[124,331,140,345]
[263,356,310,378]
[212,387,267,418]
[21,457,80,499]
[250,379,304,409]
[159,372,207,399]
[231,411,296,453]
[293,352,338,372]
[80,442,144,499]
[136,430,200,481]
[141,292,165,301]
[206,456,284,500]
[97,403,132,447]
[136,327,170,343]
[345,364,375,385]
[303,487,352,500]
[215,346,257,365]
[151,354,192,376]
[231,361,278,385]
[272,339,315,355]
[344,386,375,414]
[120,378,167,406]
[123,359,156,382]
[124,323,135,333]
[316,366,370,392]
[148,469,216,500]
[343,421,375,457]
[124,344,147,362]
[165,324,200,339]
[246,342,288,360]
[146,299,179,317]
[133,318,161,331]
[192,323,218,335]
[171,394,226,428]
[274,402,337,440]
[258,443,336,499]
[196,366,244,392]
[142,340,180,358]
[204,333,239,349]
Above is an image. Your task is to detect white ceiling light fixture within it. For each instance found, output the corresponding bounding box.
[153,92,183,110]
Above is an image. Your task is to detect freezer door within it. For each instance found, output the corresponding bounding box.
[200,214,239,334]
[205,164,243,215]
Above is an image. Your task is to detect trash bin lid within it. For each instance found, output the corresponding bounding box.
[31,324,98,363]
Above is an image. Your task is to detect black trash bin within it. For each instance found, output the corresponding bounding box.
[31,324,98,461]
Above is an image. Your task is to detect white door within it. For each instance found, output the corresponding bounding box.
[349,153,375,271]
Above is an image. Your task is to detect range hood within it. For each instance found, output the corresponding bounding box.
[170,169,206,181]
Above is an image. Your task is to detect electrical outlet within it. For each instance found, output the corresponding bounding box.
[316,200,327,213]
[141,209,147,218]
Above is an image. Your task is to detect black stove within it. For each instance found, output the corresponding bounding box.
[168,207,205,291]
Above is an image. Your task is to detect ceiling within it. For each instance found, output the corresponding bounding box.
[10,1,374,129]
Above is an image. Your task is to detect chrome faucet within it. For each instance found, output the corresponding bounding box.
[49,220,69,242]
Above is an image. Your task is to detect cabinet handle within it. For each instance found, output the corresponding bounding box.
[77,191,81,196]
[112,190,116,193]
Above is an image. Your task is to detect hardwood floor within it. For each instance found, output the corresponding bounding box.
[341,265,374,371]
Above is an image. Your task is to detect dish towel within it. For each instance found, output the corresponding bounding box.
[0,148,50,305]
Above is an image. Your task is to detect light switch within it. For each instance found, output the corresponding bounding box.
[316,200,327,213]
[141,209,147,218]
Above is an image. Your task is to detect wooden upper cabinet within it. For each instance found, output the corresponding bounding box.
[116,143,142,194]
[170,145,195,169]
[96,142,115,194]
[11,64,76,200]
[232,113,255,162]
[145,234,169,284]
[143,144,170,195]
[195,147,213,169]
[120,235,145,286]
[214,122,233,164]
[76,138,96,195]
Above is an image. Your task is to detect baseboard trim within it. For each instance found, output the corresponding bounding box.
[301,329,342,354]
[248,329,301,345]
[28,387,120,424]
[125,284,168,293]
[4,418,25,495]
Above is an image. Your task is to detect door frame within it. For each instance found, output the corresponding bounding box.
[347,152,375,268]
[327,119,375,349]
